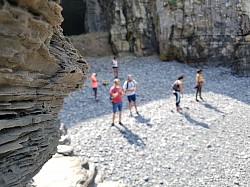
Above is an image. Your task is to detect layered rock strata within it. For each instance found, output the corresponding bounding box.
[61,0,250,76]
[0,0,88,186]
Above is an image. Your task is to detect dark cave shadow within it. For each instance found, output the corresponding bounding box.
[114,124,146,148]
[181,112,210,129]
[134,113,152,127]
[201,102,225,114]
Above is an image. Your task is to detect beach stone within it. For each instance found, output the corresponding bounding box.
[57,145,74,156]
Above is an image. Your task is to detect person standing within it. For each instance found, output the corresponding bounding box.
[195,69,204,102]
[172,75,184,112]
[123,74,139,116]
[110,78,123,126]
[91,73,98,100]
[112,56,119,78]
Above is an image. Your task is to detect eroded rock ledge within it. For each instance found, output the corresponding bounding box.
[0,0,88,186]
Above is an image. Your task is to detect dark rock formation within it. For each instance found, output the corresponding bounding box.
[61,0,110,35]
[61,0,86,35]
[61,0,250,76]
[0,0,88,186]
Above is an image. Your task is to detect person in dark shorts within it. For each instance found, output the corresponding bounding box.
[123,74,139,116]
[110,78,124,126]
[195,69,204,102]
[172,75,184,112]
[112,56,119,78]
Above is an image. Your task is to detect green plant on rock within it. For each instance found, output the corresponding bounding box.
[168,0,177,7]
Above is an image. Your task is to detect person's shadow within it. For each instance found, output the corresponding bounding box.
[201,102,225,114]
[115,125,146,148]
[134,113,152,127]
[181,112,210,129]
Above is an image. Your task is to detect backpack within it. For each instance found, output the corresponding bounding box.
[172,81,178,91]
[126,80,135,89]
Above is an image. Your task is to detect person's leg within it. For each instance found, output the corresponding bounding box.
[112,113,115,125]
[118,111,122,124]
[132,95,139,114]
[118,101,123,125]
[112,103,118,125]
[113,67,118,78]
[94,88,97,100]
[175,92,181,111]
[196,88,199,101]
[199,85,203,100]
[113,67,116,77]
[116,68,118,78]
[128,101,132,113]
[127,96,132,115]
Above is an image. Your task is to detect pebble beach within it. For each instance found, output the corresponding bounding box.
[59,55,250,187]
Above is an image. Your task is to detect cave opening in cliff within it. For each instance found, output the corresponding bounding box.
[60,0,86,36]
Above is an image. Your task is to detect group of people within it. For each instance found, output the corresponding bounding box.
[90,56,204,126]
[90,57,139,126]
[172,69,204,112]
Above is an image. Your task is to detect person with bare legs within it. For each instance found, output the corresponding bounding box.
[195,69,204,102]
[110,78,123,126]
[123,74,139,116]
[112,56,119,78]
[172,75,184,112]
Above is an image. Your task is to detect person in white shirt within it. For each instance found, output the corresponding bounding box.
[112,56,118,78]
[123,74,139,116]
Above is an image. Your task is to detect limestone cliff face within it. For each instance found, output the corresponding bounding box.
[61,0,250,76]
[104,0,159,56]
[154,0,250,76]
[0,0,88,186]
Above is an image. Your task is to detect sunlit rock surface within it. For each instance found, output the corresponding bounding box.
[0,0,88,186]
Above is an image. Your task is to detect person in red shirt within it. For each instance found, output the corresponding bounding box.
[91,73,98,100]
[110,78,123,126]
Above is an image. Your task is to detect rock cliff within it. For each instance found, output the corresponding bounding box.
[0,0,88,186]
[61,0,250,76]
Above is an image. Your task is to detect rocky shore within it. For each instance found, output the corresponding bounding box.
[59,55,250,187]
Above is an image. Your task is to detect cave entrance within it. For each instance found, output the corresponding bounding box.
[61,0,86,36]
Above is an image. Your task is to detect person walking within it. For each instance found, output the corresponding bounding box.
[172,75,184,112]
[112,56,119,78]
[195,69,204,102]
[123,74,139,116]
[90,73,98,100]
[110,78,123,126]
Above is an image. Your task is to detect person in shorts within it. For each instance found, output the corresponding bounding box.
[195,69,204,102]
[123,74,139,116]
[172,75,184,112]
[110,78,123,126]
[112,56,119,78]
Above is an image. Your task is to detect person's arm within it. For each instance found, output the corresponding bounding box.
[110,87,116,98]
[179,81,184,97]
[118,87,123,95]
[135,81,138,91]
[122,82,127,92]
